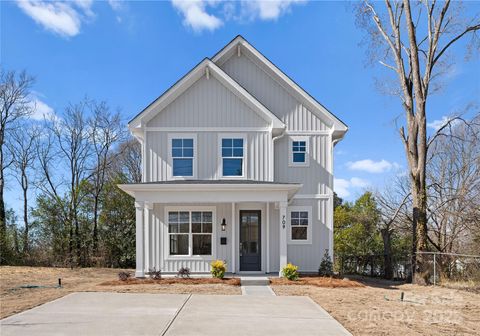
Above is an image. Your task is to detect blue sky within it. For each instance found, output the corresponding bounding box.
[2,0,479,214]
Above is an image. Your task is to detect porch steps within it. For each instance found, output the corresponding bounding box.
[240,276,270,286]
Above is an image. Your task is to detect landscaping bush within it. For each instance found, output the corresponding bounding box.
[177,266,191,278]
[118,271,131,281]
[319,249,333,276]
[281,263,299,280]
[210,260,226,279]
[148,268,162,280]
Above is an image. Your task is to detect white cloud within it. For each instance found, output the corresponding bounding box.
[243,0,306,20]
[170,0,306,32]
[427,116,460,131]
[29,96,56,121]
[334,177,369,199]
[15,0,97,37]
[347,159,399,174]
[171,0,223,32]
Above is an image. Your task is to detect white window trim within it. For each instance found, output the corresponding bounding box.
[287,205,312,245]
[164,206,216,261]
[218,133,247,179]
[168,133,198,180]
[288,136,310,167]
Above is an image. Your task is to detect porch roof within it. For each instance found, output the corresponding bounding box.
[118,180,302,203]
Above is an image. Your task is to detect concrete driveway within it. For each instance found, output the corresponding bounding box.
[0,292,351,336]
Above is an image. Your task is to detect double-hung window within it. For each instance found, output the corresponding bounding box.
[289,136,309,167]
[221,137,245,177]
[168,210,213,256]
[288,206,312,244]
[170,136,195,178]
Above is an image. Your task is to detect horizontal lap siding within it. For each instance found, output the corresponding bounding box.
[147,74,269,128]
[145,131,271,182]
[220,54,330,131]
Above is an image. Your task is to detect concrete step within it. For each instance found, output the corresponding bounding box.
[240,276,270,286]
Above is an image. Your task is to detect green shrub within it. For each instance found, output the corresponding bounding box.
[210,260,227,279]
[318,249,333,276]
[281,263,299,280]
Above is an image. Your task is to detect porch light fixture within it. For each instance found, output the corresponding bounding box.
[221,218,226,231]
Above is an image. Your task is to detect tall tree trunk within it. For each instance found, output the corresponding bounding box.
[0,142,7,265]
[381,228,393,280]
[22,171,29,254]
[92,196,98,254]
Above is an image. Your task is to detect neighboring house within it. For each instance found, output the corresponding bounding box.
[119,36,348,277]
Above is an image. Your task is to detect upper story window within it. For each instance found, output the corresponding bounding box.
[221,137,245,177]
[169,134,196,178]
[288,206,312,244]
[289,136,309,167]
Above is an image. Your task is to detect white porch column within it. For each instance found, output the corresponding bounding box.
[279,201,288,276]
[231,202,236,273]
[144,202,153,274]
[135,201,145,278]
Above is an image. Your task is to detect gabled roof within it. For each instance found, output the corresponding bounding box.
[129,58,285,131]
[212,35,348,138]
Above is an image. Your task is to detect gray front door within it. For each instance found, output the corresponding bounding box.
[240,210,261,271]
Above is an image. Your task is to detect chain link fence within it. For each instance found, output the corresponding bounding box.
[416,252,480,287]
[336,252,480,287]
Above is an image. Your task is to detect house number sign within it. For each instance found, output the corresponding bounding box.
[282,215,286,229]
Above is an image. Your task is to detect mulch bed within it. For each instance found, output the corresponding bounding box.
[99,277,241,286]
[270,276,365,288]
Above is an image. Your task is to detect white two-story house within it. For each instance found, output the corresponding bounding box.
[119,36,347,277]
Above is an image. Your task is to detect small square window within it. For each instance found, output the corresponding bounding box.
[290,138,308,166]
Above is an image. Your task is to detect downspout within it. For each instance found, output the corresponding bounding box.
[271,125,286,181]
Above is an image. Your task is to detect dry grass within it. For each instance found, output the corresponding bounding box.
[271,276,480,336]
[0,266,240,319]
[270,276,364,288]
[99,277,241,286]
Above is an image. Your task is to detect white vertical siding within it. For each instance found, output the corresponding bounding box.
[149,203,232,273]
[145,131,272,182]
[286,198,330,272]
[274,134,331,195]
[220,54,331,131]
[147,74,269,128]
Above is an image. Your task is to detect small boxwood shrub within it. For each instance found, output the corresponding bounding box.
[281,263,299,281]
[118,271,131,281]
[210,260,226,279]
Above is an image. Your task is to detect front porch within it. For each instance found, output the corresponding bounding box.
[118,181,301,277]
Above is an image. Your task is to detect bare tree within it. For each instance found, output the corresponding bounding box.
[7,125,39,255]
[89,101,125,254]
[426,114,480,255]
[37,101,92,266]
[357,0,479,284]
[376,176,412,279]
[0,69,34,263]
[109,137,142,183]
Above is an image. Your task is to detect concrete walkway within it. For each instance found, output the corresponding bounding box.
[240,276,275,296]
[0,292,352,336]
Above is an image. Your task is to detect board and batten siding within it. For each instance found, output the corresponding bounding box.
[147,203,232,273]
[147,74,269,128]
[286,198,331,272]
[219,54,330,131]
[145,131,272,182]
[274,135,332,195]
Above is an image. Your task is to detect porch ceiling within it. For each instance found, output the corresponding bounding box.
[118,180,302,203]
